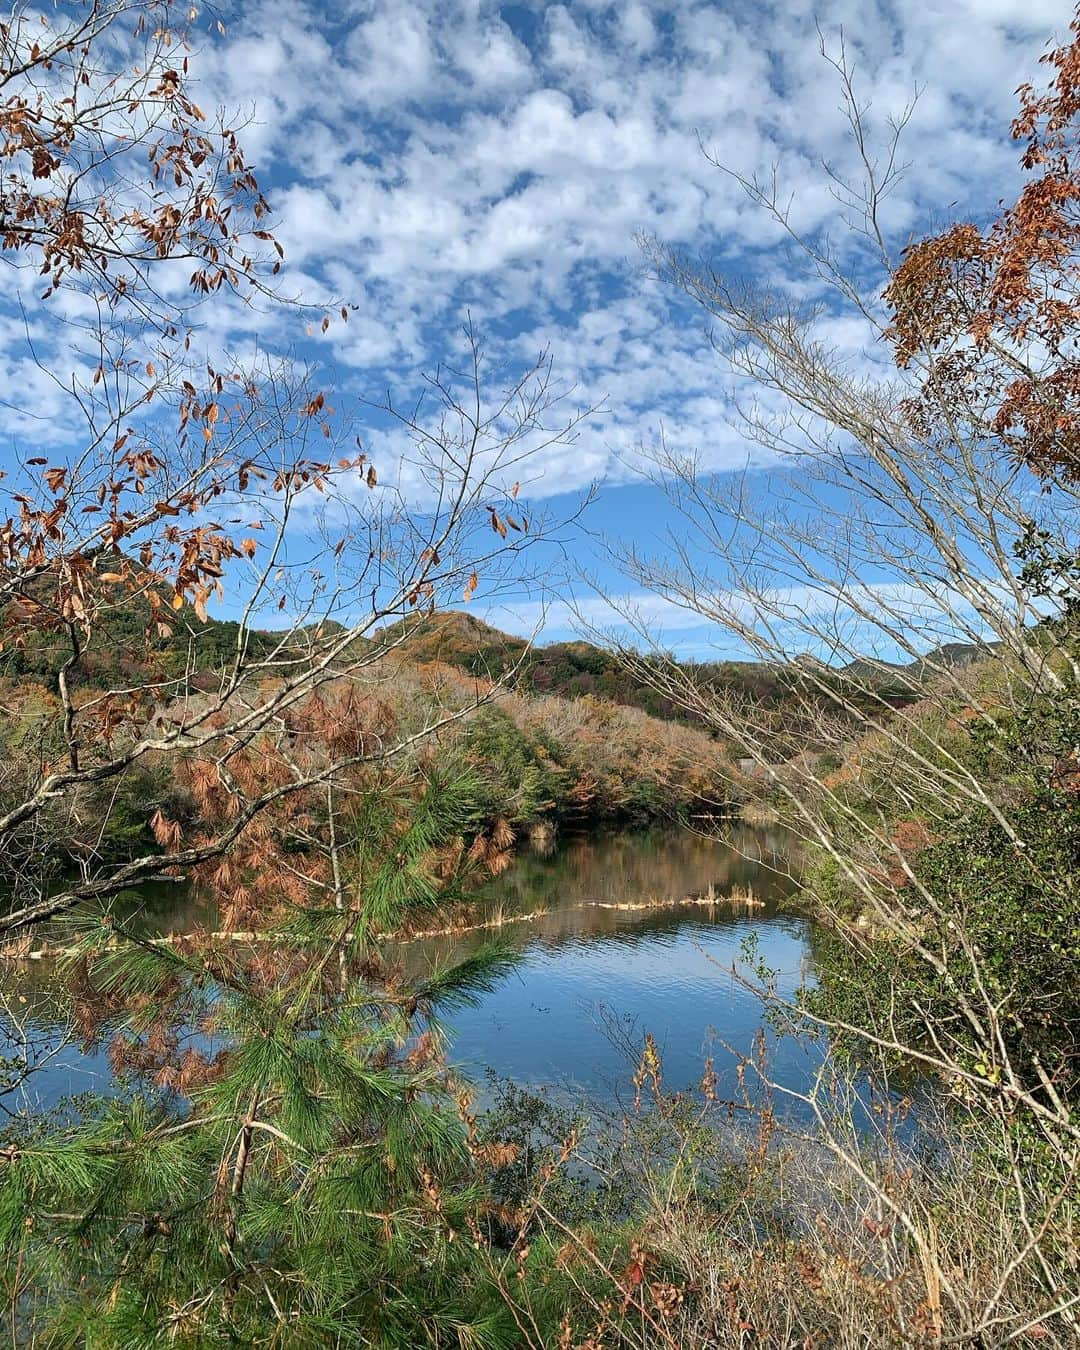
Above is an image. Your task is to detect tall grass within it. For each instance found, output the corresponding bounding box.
[477,1039,1076,1347]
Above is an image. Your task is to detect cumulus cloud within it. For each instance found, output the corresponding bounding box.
[176,0,1064,488]
[0,0,1069,639]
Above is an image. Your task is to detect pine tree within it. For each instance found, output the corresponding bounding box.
[1,758,527,1347]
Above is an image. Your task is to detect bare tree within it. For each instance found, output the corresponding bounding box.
[0,2,590,941]
[595,30,1080,1342]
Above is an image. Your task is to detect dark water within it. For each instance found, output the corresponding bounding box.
[1,827,822,1114]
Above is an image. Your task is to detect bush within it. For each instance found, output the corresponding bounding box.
[461,705,571,826]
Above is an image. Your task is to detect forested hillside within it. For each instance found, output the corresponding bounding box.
[3,3,1079,1346]
[2,565,992,876]
[375,609,943,733]
[0,591,741,880]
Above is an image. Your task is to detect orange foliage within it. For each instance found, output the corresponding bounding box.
[886,5,1080,480]
[886,818,936,887]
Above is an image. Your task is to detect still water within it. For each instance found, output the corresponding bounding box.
[2,827,822,1113]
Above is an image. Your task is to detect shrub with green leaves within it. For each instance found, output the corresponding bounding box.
[807,674,1080,1115]
[461,705,571,827]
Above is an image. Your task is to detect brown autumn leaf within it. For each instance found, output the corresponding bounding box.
[884,14,1080,482]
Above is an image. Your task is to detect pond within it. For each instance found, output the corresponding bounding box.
[1,826,826,1116]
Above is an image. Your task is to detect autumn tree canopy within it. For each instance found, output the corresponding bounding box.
[886,8,1080,482]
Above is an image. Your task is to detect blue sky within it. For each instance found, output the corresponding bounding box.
[1,0,1071,657]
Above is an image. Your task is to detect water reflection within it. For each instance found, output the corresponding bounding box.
[2,827,817,1112]
[398,826,815,1106]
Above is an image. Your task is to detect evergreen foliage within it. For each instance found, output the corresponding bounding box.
[0,771,532,1347]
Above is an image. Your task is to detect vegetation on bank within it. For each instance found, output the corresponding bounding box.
[0,642,739,884]
[4,1,1080,1345]
[797,633,1080,1103]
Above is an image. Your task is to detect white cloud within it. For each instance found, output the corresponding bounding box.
[2,0,1071,626]
[189,0,1062,445]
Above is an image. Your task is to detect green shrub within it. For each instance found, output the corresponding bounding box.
[461,705,571,826]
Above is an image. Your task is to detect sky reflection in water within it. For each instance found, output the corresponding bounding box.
[3,827,823,1115]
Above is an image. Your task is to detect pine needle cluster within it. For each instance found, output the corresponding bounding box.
[1,768,531,1347]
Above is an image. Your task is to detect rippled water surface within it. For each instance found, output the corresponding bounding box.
[399,827,816,1103]
[4,826,821,1110]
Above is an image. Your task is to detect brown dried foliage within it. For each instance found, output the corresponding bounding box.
[886,5,1080,480]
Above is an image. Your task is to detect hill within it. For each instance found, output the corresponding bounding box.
[374,611,700,723]
[374,610,951,743]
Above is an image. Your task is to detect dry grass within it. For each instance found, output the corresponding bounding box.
[490,1062,1078,1349]
[739,798,781,828]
